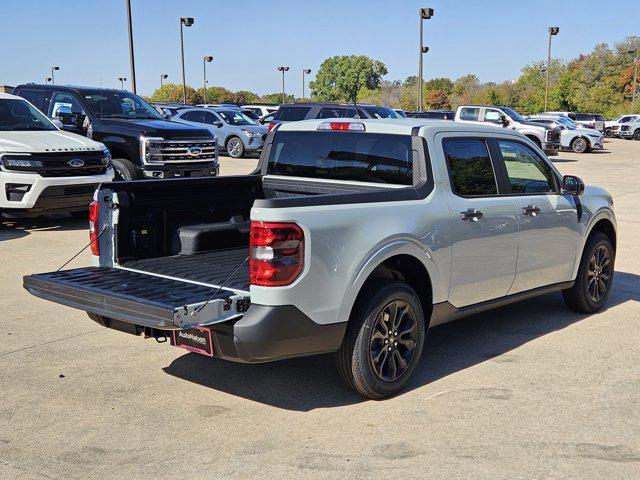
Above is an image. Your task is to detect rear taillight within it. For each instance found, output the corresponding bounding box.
[250,222,304,287]
[267,122,277,132]
[89,200,99,256]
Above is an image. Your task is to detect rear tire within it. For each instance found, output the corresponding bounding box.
[571,137,589,153]
[226,136,245,158]
[634,129,640,141]
[604,128,613,138]
[336,281,426,399]
[111,158,139,181]
[562,232,614,313]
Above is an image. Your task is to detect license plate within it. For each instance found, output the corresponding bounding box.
[172,327,214,357]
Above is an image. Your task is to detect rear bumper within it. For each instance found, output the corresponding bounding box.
[208,305,346,363]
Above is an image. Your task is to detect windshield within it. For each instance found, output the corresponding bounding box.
[0,99,56,131]
[363,106,401,119]
[498,107,527,123]
[81,90,163,120]
[217,110,256,126]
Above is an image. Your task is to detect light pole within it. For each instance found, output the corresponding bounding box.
[160,74,168,88]
[44,77,52,84]
[302,69,311,99]
[125,0,137,94]
[628,41,639,114]
[544,26,560,112]
[118,77,127,90]
[277,66,289,104]
[203,56,214,102]
[179,17,195,104]
[51,66,60,85]
[417,8,433,111]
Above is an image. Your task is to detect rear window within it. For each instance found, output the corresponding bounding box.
[267,131,414,185]
[574,113,593,121]
[274,106,311,121]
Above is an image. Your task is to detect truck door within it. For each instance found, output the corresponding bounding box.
[493,139,579,293]
[439,135,519,307]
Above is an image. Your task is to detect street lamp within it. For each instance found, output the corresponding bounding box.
[277,66,290,104]
[118,77,127,90]
[417,8,434,111]
[179,16,195,104]
[44,77,52,84]
[125,0,137,94]
[160,74,168,88]
[544,26,560,112]
[628,41,639,114]
[203,56,214,101]
[302,69,311,99]
[51,66,60,85]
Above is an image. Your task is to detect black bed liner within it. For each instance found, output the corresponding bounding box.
[23,267,241,329]
[122,247,250,291]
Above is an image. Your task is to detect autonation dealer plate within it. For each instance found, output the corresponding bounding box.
[172,327,214,357]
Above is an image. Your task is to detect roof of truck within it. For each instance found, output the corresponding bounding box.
[277,118,527,137]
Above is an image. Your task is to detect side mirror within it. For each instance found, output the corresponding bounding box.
[54,104,73,124]
[213,121,223,128]
[562,175,585,195]
[499,114,509,127]
[51,119,64,129]
[161,109,173,119]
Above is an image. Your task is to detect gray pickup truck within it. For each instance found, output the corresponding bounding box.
[24,118,617,399]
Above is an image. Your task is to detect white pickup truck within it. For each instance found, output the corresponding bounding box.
[0,93,113,219]
[455,105,562,155]
[24,118,616,398]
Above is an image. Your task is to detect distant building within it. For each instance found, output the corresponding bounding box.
[0,85,14,94]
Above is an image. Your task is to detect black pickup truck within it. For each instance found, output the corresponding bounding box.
[13,84,218,181]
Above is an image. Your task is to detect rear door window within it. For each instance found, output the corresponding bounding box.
[318,107,357,119]
[459,108,480,121]
[17,89,51,113]
[267,131,414,185]
[443,138,497,196]
[274,107,311,121]
[574,113,592,121]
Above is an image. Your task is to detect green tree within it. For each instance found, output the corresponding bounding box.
[259,92,294,104]
[424,77,454,95]
[149,83,200,104]
[310,55,388,102]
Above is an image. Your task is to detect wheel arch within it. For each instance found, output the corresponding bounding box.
[525,134,542,146]
[587,217,616,252]
[344,245,438,330]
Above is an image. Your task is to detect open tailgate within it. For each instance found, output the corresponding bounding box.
[23,267,250,330]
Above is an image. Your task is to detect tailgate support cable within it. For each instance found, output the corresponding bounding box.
[190,255,250,317]
[56,225,108,272]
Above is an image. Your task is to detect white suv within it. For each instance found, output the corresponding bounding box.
[0,93,113,219]
[528,114,604,153]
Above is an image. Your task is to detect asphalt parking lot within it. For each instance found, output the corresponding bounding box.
[1,139,638,479]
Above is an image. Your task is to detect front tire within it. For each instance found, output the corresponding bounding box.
[634,129,640,141]
[562,232,615,313]
[604,128,613,138]
[571,137,589,153]
[336,282,426,399]
[111,158,140,181]
[226,136,245,158]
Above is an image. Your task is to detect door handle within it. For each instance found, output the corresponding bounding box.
[460,208,484,222]
[522,205,541,217]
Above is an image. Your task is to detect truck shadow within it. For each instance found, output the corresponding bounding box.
[163,271,639,411]
[0,215,86,242]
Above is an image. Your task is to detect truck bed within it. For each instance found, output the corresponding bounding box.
[122,247,250,292]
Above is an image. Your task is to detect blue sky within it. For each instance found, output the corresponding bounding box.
[0,0,636,97]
